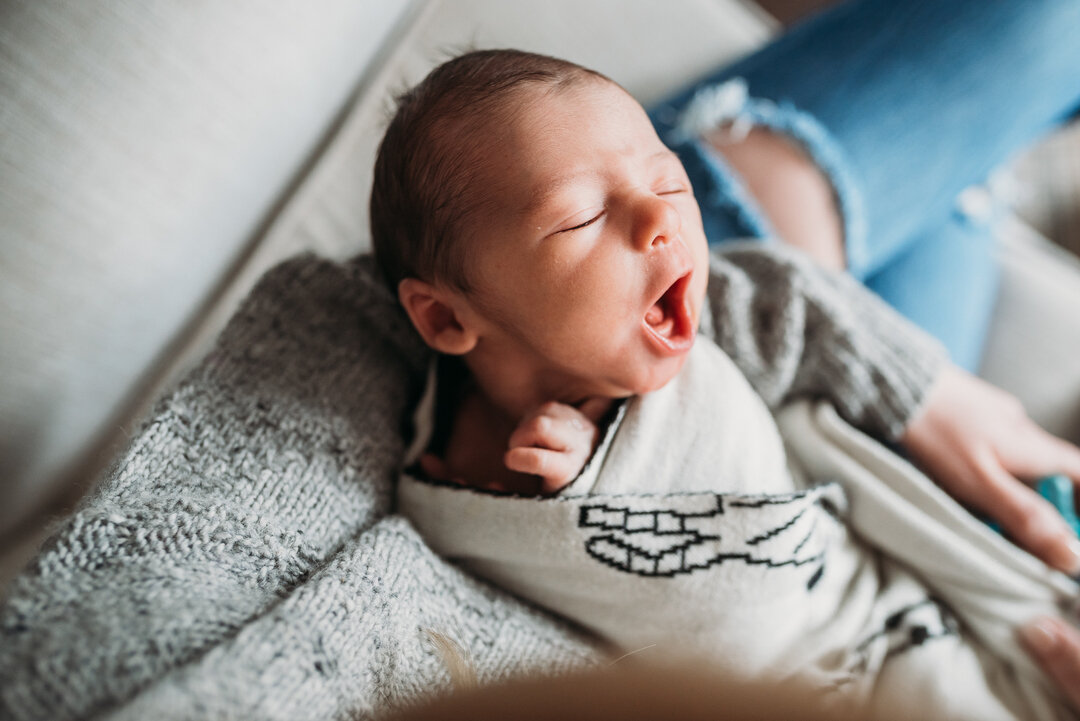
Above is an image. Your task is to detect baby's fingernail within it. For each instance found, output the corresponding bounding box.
[1019,618,1060,655]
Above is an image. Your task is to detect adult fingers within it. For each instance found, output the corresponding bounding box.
[1000,425,1080,485]
[1019,616,1080,711]
[971,451,1080,575]
[1062,435,1080,480]
[1041,434,1080,488]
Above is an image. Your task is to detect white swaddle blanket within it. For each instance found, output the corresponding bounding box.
[398,339,1080,721]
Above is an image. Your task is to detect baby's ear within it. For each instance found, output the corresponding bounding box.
[398,278,479,355]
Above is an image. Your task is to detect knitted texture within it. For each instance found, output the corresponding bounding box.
[0,255,598,721]
[0,247,945,721]
[99,518,599,721]
[704,243,947,441]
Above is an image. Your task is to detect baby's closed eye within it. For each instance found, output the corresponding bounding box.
[558,211,605,234]
[655,180,689,195]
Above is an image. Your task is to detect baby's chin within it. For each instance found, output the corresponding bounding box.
[623,341,695,396]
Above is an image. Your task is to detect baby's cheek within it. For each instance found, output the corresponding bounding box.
[533,254,642,342]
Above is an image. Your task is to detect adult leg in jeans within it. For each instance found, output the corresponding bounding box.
[651,0,1080,369]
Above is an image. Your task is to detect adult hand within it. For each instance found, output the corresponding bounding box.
[1019,616,1080,711]
[900,365,1080,575]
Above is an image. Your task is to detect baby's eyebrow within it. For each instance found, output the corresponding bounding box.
[519,149,680,218]
[519,170,594,218]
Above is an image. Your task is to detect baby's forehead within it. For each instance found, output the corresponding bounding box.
[444,75,624,151]
[462,80,632,164]
[438,78,658,221]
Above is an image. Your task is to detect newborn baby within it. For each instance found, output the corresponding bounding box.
[372,49,1079,721]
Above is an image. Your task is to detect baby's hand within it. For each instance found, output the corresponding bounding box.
[901,365,1080,575]
[505,398,610,495]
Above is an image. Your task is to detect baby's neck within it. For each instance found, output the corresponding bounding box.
[461,353,614,422]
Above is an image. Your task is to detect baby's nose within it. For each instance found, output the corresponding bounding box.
[634,194,682,250]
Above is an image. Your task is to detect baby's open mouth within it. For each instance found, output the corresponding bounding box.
[642,272,695,355]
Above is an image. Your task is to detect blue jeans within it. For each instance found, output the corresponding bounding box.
[649,0,1080,371]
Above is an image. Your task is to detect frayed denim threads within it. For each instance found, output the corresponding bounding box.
[655,78,871,277]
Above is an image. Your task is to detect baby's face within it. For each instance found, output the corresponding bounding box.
[457,79,710,402]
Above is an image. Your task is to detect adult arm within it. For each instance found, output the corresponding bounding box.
[705,243,1080,574]
[704,242,946,441]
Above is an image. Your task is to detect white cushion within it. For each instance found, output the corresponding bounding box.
[0,0,414,535]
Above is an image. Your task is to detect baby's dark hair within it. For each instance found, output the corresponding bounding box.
[370,49,609,292]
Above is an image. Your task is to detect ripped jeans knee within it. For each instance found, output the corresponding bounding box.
[651,78,871,277]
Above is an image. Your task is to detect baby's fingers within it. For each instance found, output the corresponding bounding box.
[504,447,578,494]
[509,402,595,452]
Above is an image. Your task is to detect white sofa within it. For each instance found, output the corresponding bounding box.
[2,0,1080,586]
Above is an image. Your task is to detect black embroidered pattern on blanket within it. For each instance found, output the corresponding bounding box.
[577,489,833,584]
[830,597,960,687]
[855,598,960,658]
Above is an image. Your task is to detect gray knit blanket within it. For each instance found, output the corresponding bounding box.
[0,245,943,721]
